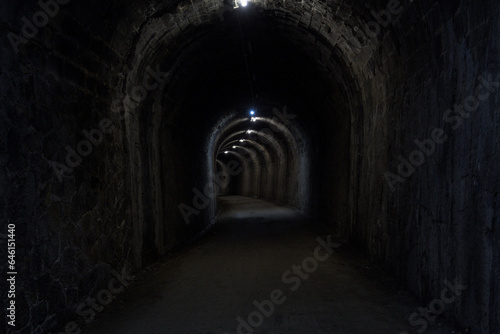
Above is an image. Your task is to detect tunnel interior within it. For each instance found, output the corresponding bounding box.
[125,1,353,261]
[1,0,499,332]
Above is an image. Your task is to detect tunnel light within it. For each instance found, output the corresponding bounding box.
[249,110,255,115]
[250,117,256,122]
[239,140,244,142]
[246,130,251,134]
[232,146,236,149]
[234,0,248,8]
[224,151,229,154]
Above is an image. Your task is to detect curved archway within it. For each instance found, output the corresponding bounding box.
[207,107,311,215]
[114,2,357,266]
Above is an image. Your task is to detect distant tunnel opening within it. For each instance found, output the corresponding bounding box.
[207,108,312,216]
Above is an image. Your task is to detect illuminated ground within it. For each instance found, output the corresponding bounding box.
[81,197,455,334]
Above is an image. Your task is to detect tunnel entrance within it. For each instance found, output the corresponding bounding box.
[125,4,360,256]
[122,3,353,265]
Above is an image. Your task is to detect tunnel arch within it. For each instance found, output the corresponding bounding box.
[206,106,311,216]
[220,138,274,197]
[109,1,366,254]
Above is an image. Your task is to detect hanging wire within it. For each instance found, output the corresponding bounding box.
[235,4,255,108]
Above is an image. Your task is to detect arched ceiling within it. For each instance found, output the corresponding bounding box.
[111,0,382,124]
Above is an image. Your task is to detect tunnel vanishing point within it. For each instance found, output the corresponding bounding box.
[1,0,499,333]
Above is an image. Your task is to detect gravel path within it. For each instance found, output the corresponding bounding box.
[81,196,455,334]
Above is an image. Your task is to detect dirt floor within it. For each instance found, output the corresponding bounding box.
[81,196,456,334]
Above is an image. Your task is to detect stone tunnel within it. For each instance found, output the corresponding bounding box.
[1,0,499,333]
